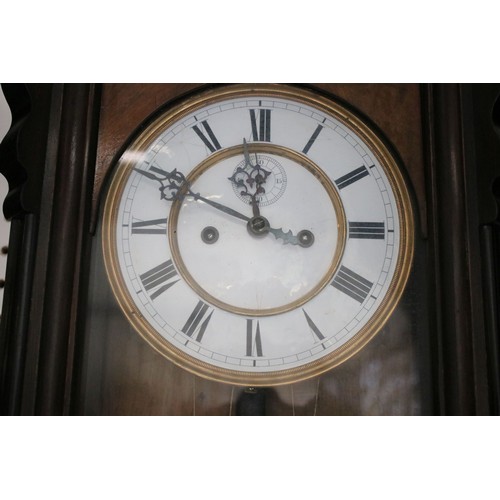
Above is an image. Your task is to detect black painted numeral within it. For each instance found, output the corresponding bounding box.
[246,319,263,358]
[302,124,324,154]
[139,259,179,300]
[302,309,325,342]
[181,300,213,343]
[131,217,168,235]
[335,166,369,190]
[192,120,222,153]
[331,265,373,303]
[250,109,271,142]
[348,221,385,239]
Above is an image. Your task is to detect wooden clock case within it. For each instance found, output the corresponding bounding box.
[0,83,499,415]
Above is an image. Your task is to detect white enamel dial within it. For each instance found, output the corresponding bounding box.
[103,84,414,386]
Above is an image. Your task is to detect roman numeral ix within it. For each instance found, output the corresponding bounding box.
[131,217,168,235]
[139,259,179,300]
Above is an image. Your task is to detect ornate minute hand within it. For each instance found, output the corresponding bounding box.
[133,166,249,222]
[133,166,312,247]
[190,192,250,223]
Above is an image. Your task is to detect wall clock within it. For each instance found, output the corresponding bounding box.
[102,84,414,386]
[3,83,497,415]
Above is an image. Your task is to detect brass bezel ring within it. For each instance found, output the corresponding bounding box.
[102,84,414,386]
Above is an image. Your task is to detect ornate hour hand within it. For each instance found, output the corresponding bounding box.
[247,216,315,248]
[228,139,271,217]
[134,166,313,247]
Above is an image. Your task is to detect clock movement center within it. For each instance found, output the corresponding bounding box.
[247,215,270,237]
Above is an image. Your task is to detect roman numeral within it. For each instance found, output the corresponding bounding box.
[131,217,168,235]
[331,265,373,303]
[302,309,325,342]
[348,221,385,239]
[250,109,271,142]
[181,300,214,343]
[192,120,222,153]
[139,259,179,300]
[302,124,324,154]
[246,319,263,358]
[335,166,369,190]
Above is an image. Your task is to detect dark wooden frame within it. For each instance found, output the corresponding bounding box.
[0,84,101,415]
[423,84,490,415]
[1,83,498,415]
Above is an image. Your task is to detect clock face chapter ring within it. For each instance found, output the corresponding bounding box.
[167,143,346,317]
[101,84,414,386]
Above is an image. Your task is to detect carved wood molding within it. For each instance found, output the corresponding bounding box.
[0,84,53,414]
[0,84,102,414]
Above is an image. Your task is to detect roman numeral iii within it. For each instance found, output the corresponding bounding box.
[348,221,385,239]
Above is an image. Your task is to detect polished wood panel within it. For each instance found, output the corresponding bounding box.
[423,84,496,415]
[92,84,203,230]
